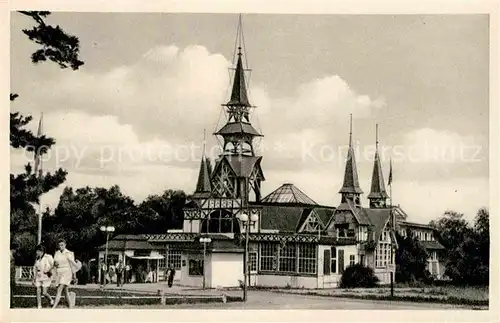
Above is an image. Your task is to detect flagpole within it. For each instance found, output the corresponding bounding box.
[389,158,394,297]
[36,112,44,245]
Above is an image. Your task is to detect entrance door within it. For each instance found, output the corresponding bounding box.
[338,249,345,274]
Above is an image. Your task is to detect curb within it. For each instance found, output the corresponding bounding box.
[265,290,489,308]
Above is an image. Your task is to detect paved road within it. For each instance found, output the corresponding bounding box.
[93,290,468,310]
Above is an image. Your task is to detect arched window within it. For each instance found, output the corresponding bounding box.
[201,209,241,234]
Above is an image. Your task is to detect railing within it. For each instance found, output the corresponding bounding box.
[16,266,34,281]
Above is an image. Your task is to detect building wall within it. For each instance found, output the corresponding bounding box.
[315,244,358,288]
[180,252,205,287]
[256,275,317,289]
[210,253,244,288]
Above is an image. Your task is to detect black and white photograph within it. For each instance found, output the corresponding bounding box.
[6,0,497,318]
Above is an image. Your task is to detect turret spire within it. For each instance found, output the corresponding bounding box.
[368,124,388,208]
[339,114,363,206]
[194,130,212,197]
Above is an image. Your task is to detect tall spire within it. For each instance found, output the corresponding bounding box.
[368,124,388,208]
[215,14,262,156]
[339,114,363,206]
[227,46,251,107]
[194,130,212,196]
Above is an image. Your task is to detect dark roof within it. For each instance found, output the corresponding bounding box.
[261,183,317,205]
[367,150,389,199]
[211,240,244,253]
[421,240,446,250]
[226,53,251,107]
[312,208,335,227]
[194,156,212,195]
[98,235,160,251]
[220,155,264,178]
[260,205,305,233]
[364,208,391,241]
[399,221,434,230]
[215,122,262,137]
[339,145,363,194]
[334,201,371,225]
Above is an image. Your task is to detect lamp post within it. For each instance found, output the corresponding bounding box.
[100,226,115,267]
[237,211,258,302]
[199,237,212,290]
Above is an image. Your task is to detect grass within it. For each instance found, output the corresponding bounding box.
[11,285,242,308]
[264,284,488,308]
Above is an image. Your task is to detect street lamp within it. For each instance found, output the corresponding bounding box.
[199,237,212,290]
[100,226,115,267]
[237,210,258,302]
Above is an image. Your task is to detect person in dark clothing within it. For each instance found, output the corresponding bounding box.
[167,264,175,288]
[116,262,124,287]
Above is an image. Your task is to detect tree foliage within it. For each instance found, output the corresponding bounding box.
[18,11,84,70]
[395,229,430,284]
[11,11,83,263]
[339,263,379,288]
[40,187,187,261]
[431,209,489,285]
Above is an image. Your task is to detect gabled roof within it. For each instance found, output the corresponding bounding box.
[364,208,392,242]
[261,183,317,205]
[226,52,251,107]
[215,122,262,137]
[333,200,371,225]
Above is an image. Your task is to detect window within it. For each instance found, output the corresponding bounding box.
[349,254,355,266]
[430,251,437,261]
[158,256,166,270]
[358,226,368,241]
[260,243,277,271]
[298,244,316,274]
[331,247,337,273]
[375,242,392,268]
[249,251,258,272]
[188,259,204,276]
[279,244,296,272]
[167,250,182,270]
[200,209,240,234]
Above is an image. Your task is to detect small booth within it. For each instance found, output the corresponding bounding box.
[97,234,164,283]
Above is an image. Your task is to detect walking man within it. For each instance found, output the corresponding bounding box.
[116,262,124,287]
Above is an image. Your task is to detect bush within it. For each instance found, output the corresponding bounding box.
[339,264,379,288]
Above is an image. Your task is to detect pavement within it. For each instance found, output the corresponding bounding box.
[14,281,474,309]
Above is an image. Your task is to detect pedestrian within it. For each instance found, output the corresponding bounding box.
[116,262,124,287]
[33,244,54,308]
[52,239,78,309]
[124,263,130,284]
[108,263,115,284]
[167,264,175,288]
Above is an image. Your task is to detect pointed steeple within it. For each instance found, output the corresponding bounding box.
[195,156,212,194]
[194,129,212,196]
[339,114,363,206]
[368,124,388,208]
[227,47,251,107]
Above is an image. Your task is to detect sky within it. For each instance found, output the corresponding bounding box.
[10,13,489,223]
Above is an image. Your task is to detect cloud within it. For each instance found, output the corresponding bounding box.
[10,44,487,222]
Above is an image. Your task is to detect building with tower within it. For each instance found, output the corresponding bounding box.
[99,17,446,288]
